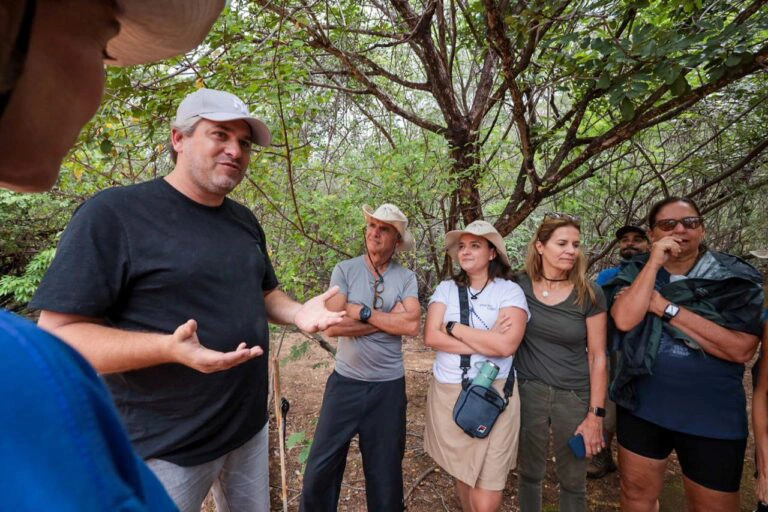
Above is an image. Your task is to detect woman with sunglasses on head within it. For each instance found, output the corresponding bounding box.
[424,220,529,512]
[609,197,764,512]
[513,212,608,512]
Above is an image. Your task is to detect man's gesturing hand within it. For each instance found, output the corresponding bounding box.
[294,285,347,332]
[167,319,263,373]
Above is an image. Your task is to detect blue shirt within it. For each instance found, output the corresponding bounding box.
[631,270,749,440]
[0,309,176,511]
[596,266,620,286]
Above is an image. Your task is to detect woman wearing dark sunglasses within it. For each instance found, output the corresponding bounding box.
[514,213,608,512]
[609,197,764,512]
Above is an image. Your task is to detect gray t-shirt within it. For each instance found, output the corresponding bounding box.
[513,273,607,390]
[331,255,419,381]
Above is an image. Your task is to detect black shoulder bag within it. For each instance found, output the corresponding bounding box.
[452,285,515,438]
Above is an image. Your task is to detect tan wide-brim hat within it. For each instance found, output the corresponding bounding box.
[445,220,510,267]
[105,1,226,67]
[362,204,414,251]
[750,249,768,259]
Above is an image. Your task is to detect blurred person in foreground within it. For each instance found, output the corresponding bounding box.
[0,0,225,509]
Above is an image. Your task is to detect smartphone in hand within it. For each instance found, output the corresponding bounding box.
[568,433,586,459]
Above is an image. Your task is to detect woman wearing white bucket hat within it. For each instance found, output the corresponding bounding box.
[424,220,530,512]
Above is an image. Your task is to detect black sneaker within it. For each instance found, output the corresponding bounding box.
[587,448,617,479]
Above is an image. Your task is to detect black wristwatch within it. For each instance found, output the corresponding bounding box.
[663,302,680,321]
[588,406,606,418]
[359,305,372,323]
[446,321,457,337]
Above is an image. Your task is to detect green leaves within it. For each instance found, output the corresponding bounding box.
[285,431,313,467]
[670,74,691,96]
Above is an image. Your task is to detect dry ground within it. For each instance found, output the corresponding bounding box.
[220,332,758,511]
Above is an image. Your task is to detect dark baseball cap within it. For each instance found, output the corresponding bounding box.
[616,225,648,241]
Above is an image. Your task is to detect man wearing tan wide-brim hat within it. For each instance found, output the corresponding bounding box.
[301,203,421,511]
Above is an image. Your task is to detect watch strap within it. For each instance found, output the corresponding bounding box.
[359,304,372,322]
[589,406,606,417]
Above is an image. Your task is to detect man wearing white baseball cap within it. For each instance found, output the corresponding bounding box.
[32,88,345,512]
[301,204,420,511]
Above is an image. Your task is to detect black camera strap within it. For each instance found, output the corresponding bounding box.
[456,283,515,398]
[458,285,471,389]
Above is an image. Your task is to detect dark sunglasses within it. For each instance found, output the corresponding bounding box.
[544,212,581,223]
[652,216,704,231]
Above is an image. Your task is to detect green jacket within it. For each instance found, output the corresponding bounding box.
[605,250,764,410]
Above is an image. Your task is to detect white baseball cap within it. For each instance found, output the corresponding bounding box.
[175,88,272,147]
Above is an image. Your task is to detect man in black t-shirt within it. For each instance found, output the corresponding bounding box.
[31,88,344,512]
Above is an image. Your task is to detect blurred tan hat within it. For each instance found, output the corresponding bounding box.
[105,1,226,66]
[750,249,768,259]
[445,220,510,267]
[362,204,414,251]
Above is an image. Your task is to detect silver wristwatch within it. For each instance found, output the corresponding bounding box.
[663,302,680,321]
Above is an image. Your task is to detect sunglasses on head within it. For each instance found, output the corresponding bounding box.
[544,212,581,223]
[652,216,703,231]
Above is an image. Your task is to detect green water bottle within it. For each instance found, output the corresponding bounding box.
[471,360,499,388]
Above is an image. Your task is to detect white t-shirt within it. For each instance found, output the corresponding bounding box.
[429,278,530,384]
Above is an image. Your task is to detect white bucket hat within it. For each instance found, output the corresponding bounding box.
[362,204,414,251]
[174,88,272,146]
[445,220,510,267]
[104,1,226,67]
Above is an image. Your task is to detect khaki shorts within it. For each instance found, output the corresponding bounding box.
[424,377,521,490]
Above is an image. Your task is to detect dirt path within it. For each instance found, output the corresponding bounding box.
[260,333,758,511]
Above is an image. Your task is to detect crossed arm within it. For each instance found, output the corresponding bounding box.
[422,302,527,358]
[323,292,420,338]
[611,262,758,363]
[37,286,344,375]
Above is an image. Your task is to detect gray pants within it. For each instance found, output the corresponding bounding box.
[517,379,589,512]
[147,422,269,512]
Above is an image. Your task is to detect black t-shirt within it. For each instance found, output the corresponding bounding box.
[31,178,279,466]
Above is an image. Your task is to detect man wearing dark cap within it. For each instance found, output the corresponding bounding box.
[589,225,650,479]
[596,225,650,286]
[31,88,344,512]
